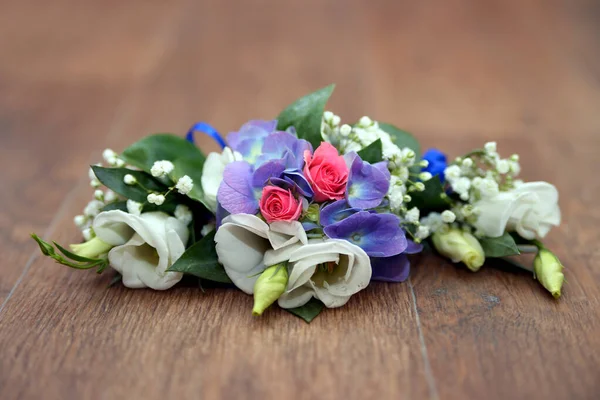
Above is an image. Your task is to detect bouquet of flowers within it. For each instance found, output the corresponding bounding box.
[32,85,564,322]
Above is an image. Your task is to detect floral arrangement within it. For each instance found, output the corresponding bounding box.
[32,85,564,322]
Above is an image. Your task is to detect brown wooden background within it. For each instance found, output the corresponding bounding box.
[1,1,599,399]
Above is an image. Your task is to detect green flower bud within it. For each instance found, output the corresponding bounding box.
[252,263,289,316]
[534,249,564,299]
[69,236,113,259]
[305,203,320,223]
[432,228,485,271]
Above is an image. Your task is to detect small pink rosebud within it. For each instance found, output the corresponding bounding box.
[259,186,303,223]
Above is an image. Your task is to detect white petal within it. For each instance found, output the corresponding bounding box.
[278,286,315,309]
[267,221,308,249]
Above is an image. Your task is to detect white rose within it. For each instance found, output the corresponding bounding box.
[93,210,189,290]
[473,181,561,240]
[272,239,372,309]
[200,147,243,212]
[214,214,307,294]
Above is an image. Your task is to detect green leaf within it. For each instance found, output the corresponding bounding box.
[171,156,210,209]
[378,123,421,158]
[480,233,521,258]
[92,166,167,203]
[101,201,128,212]
[284,298,325,323]
[120,134,206,173]
[407,177,449,212]
[167,230,232,283]
[357,139,383,163]
[276,84,335,148]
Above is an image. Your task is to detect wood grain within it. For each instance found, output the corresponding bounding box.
[1,0,599,399]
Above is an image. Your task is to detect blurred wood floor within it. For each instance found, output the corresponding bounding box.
[1,0,599,399]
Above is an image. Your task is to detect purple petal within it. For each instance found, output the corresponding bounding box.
[227,120,276,162]
[283,170,314,199]
[217,161,259,214]
[346,155,391,209]
[302,221,320,232]
[370,254,410,282]
[323,211,407,257]
[252,160,286,188]
[373,161,391,180]
[405,240,423,254]
[320,200,361,227]
[255,132,312,170]
[216,201,230,228]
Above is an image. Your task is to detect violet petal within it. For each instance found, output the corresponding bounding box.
[346,155,391,209]
[252,160,286,188]
[323,211,407,257]
[217,161,259,214]
[320,200,361,227]
[370,254,410,282]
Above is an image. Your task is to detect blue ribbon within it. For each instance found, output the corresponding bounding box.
[186,122,226,149]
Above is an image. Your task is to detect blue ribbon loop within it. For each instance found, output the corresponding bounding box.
[186,122,226,149]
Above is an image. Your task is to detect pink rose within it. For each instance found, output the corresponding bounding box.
[259,186,303,223]
[303,142,349,202]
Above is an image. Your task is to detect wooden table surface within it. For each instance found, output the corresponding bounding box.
[1,1,599,399]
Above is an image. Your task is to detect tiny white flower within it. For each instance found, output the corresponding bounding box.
[416,225,430,240]
[388,184,405,211]
[420,159,429,168]
[484,141,497,154]
[323,111,334,122]
[150,160,175,178]
[396,166,409,182]
[509,161,521,176]
[175,175,194,195]
[147,193,165,205]
[339,124,352,137]
[444,165,461,181]
[147,193,157,204]
[174,204,193,225]
[419,172,432,181]
[403,194,412,203]
[332,115,341,126]
[359,116,372,127]
[462,158,473,168]
[452,177,471,196]
[405,207,420,223]
[478,178,499,198]
[126,199,143,216]
[74,215,86,228]
[114,158,125,168]
[104,190,117,203]
[123,174,137,185]
[84,200,104,217]
[441,210,456,223]
[107,156,119,166]
[421,212,444,232]
[414,182,425,192]
[82,228,93,241]
[496,159,510,174]
[102,149,117,162]
[90,179,101,188]
[94,190,104,201]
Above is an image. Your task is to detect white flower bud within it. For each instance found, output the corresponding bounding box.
[403,194,412,203]
[419,172,432,181]
[416,225,430,240]
[82,228,93,242]
[123,174,137,185]
[444,165,461,181]
[323,111,334,122]
[154,194,165,205]
[102,149,117,162]
[441,210,456,223]
[359,116,372,127]
[340,124,352,137]
[114,158,125,168]
[331,115,341,126]
[175,175,194,195]
[126,199,143,216]
[405,207,420,223]
[74,215,86,228]
[90,179,101,188]
[107,156,118,166]
[150,160,175,178]
[414,182,425,191]
[462,158,473,168]
[104,190,117,203]
[496,159,510,174]
[420,159,429,168]
[147,193,157,204]
[484,141,497,154]
[94,190,104,201]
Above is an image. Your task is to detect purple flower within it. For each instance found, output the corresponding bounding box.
[256,131,312,170]
[323,211,407,257]
[320,200,362,227]
[370,240,422,282]
[346,153,391,209]
[227,120,277,164]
